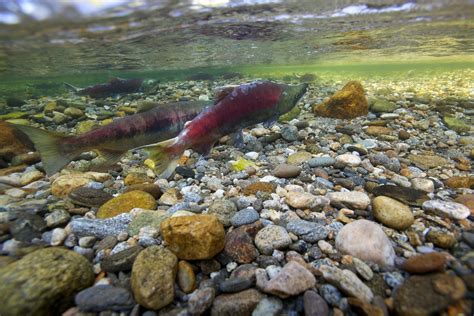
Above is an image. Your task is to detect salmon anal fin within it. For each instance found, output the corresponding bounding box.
[96,149,125,165]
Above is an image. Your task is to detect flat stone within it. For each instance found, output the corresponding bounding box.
[71,213,132,239]
[407,154,448,170]
[9,212,47,242]
[336,219,395,267]
[75,285,135,312]
[366,126,393,137]
[426,229,456,249]
[445,176,474,189]
[243,182,276,195]
[52,174,92,198]
[402,252,447,274]
[372,196,414,230]
[286,192,329,210]
[158,188,182,205]
[45,209,71,228]
[422,200,470,220]
[372,184,429,207]
[97,190,157,219]
[211,288,264,316]
[319,265,374,303]
[410,178,434,193]
[68,187,113,208]
[327,191,370,209]
[286,219,328,243]
[161,215,225,260]
[454,194,474,215]
[124,183,162,199]
[287,151,312,165]
[264,261,316,298]
[394,273,466,316]
[255,225,292,255]
[0,248,94,316]
[219,277,253,293]
[273,164,301,178]
[131,246,177,310]
[308,157,336,168]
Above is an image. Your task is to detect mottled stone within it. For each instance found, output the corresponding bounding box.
[255,225,292,255]
[287,151,312,165]
[127,210,168,236]
[71,213,132,239]
[161,215,225,260]
[252,297,283,316]
[131,246,177,310]
[177,260,196,293]
[188,287,215,316]
[124,183,162,199]
[422,200,470,220]
[286,192,329,210]
[327,191,370,209]
[243,182,276,195]
[336,219,395,267]
[52,174,91,198]
[264,261,316,298]
[208,199,238,227]
[101,246,142,272]
[407,154,448,170]
[304,290,329,316]
[426,229,456,249]
[445,176,474,189]
[97,190,157,218]
[224,224,260,264]
[0,248,94,316]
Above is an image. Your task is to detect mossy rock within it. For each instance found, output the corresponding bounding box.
[0,111,29,120]
[97,190,157,218]
[0,247,94,316]
[127,210,169,236]
[443,116,471,133]
[370,98,398,113]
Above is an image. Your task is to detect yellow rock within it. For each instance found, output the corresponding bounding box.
[51,174,91,198]
[124,173,151,186]
[231,158,256,171]
[160,215,225,260]
[97,190,157,218]
[287,151,312,165]
[313,81,368,119]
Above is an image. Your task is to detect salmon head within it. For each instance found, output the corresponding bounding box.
[276,83,308,115]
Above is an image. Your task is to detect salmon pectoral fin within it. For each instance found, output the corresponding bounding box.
[10,124,77,176]
[140,138,180,179]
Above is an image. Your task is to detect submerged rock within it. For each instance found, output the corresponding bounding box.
[0,247,94,316]
[312,81,368,119]
[97,190,157,218]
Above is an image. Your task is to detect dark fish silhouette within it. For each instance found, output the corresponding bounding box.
[142,81,308,178]
[64,77,144,98]
[12,101,211,175]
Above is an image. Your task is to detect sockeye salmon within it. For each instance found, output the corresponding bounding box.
[12,101,211,176]
[142,81,308,178]
[64,77,144,98]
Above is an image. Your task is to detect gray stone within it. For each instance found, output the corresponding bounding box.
[101,246,142,272]
[252,297,283,316]
[273,164,301,178]
[9,212,47,242]
[208,199,238,227]
[327,191,370,209]
[75,285,135,312]
[308,157,336,168]
[219,277,253,293]
[127,210,168,236]
[70,213,132,239]
[255,225,292,255]
[319,265,374,302]
[281,125,298,142]
[304,290,329,316]
[211,289,264,316]
[188,287,215,316]
[286,219,328,243]
[230,208,259,227]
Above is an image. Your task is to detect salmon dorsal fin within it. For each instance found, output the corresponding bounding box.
[214,86,236,104]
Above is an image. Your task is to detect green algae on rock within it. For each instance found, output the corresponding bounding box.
[97,190,157,218]
[0,247,94,316]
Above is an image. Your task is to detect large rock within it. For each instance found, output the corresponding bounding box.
[97,190,157,218]
[160,215,225,260]
[394,273,466,316]
[131,246,177,310]
[211,288,264,316]
[0,248,94,316]
[401,252,447,274]
[264,261,316,298]
[312,81,368,119]
[372,196,414,230]
[335,219,395,267]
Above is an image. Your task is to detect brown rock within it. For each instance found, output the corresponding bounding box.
[304,290,329,316]
[408,154,448,170]
[243,182,276,195]
[161,215,225,260]
[51,174,92,198]
[124,173,151,186]
[211,288,264,316]
[347,297,384,316]
[124,183,162,199]
[0,121,31,161]
[97,190,157,219]
[426,229,457,249]
[273,164,301,178]
[398,130,410,140]
[224,223,262,264]
[402,253,447,274]
[264,261,316,298]
[445,176,474,189]
[177,260,196,294]
[454,194,474,215]
[366,126,392,137]
[312,81,368,119]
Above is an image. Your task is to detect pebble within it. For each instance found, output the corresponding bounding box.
[308,156,336,168]
[160,215,225,260]
[208,199,238,227]
[281,125,298,141]
[51,174,92,198]
[336,219,395,267]
[224,223,261,264]
[255,225,292,255]
[352,257,374,281]
[422,199,470,220]
[101,245,142,272]
[45,209,71,228]
[426,229,457,249]
[219,277,253,293]
[264,261,316,298]
[188,287,215,315]
[9,212,47,242]
[287,151,312,165]
[177,260,196,293]
[68,187,113,208]
[304,290,329,316]
[70,213,132,239]
[410,178,434,193]
[158,188,182,205]
[286,219,328,243]
[127,210,168,236]
[252,297,283,316]
[75,285,135,312]
[401,252,447,274]
[336,153,361,167]
[230,207,259,227]
[210,288,264,316]
[286,192,329,210]
[273,164,301,178]
[319,265,374,303]
[50,227,68,246]
[372,196,414,230]
[327,191,370,209]
[131,246,177,310]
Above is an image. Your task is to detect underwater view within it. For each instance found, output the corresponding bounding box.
[0,0,473,315]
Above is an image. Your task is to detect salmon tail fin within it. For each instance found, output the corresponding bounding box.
[63,82,80,92]
[11,124,77,176]
[140,138,181,179]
